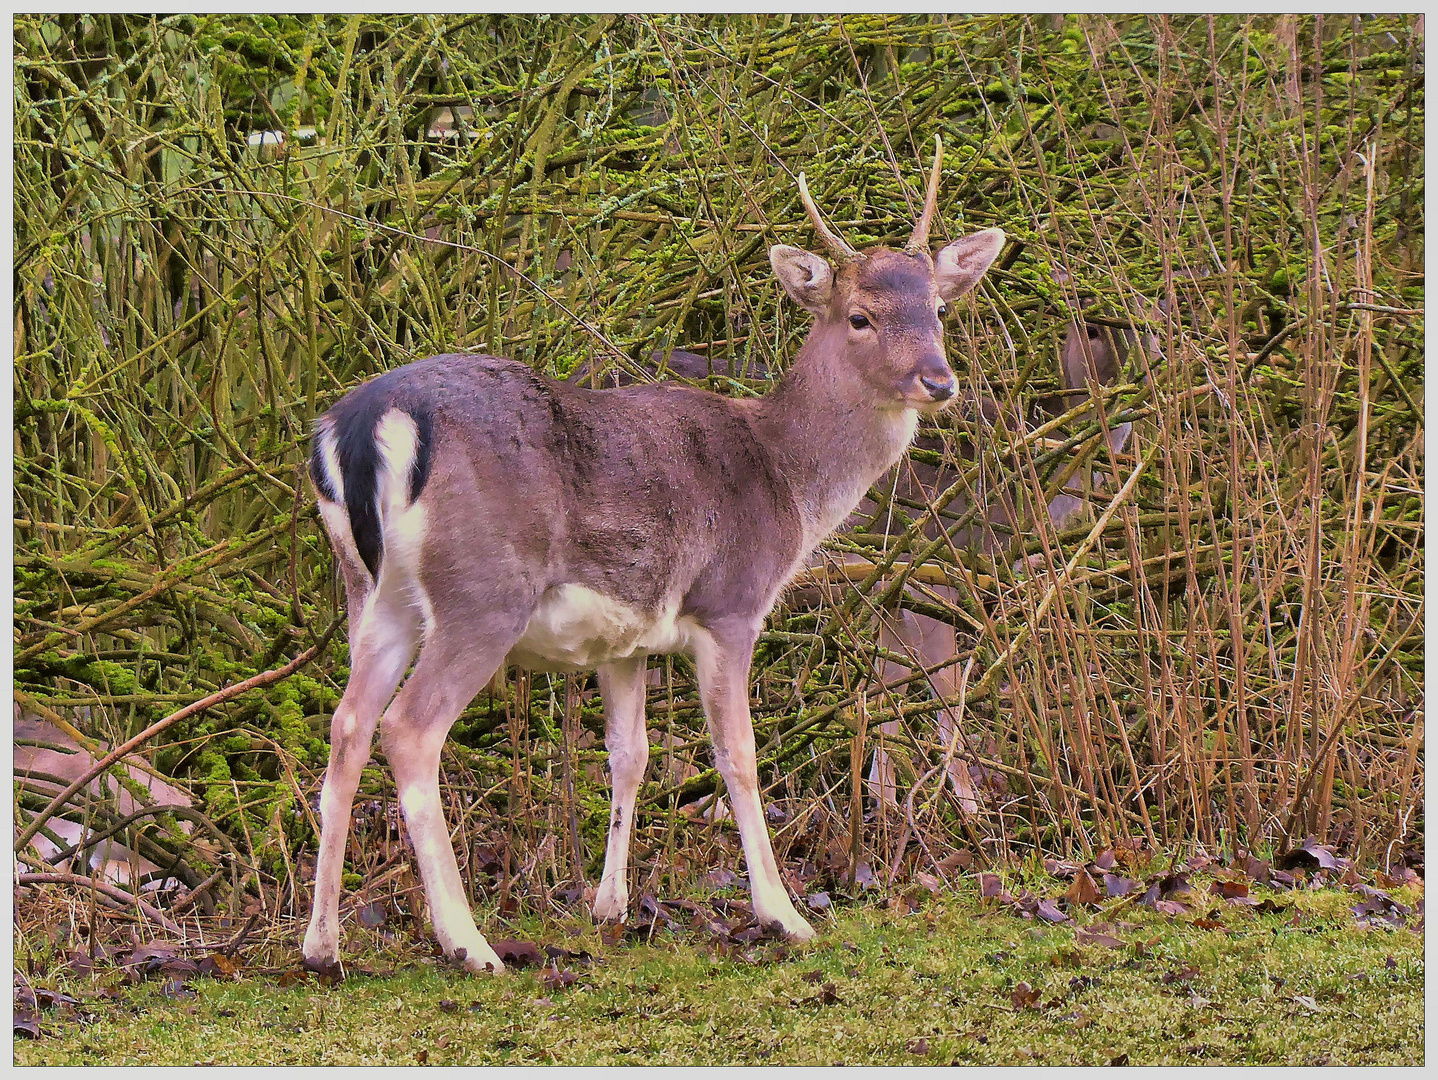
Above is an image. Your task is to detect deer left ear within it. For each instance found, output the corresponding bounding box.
[934,228,1006,301]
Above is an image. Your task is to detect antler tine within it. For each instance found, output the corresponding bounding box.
[797,172,859,262]
[905,134,944,254]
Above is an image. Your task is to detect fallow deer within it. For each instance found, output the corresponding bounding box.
[860,311,1151,808]
[300,139,1005,975]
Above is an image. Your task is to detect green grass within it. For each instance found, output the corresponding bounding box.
[15,886,1424,1066]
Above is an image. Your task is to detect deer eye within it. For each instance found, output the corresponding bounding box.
[937,303,949,319]
[849,314,871,330]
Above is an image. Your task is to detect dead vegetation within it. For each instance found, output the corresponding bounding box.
[12,14,1424,965]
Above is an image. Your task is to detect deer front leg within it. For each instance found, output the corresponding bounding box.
[695,627,814,942]
[592,657,649,923]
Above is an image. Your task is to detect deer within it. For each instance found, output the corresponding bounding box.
[299,137,1005,976]
[857,311,1151,809]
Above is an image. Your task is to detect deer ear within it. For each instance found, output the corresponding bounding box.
[934,228,1006,301]
[769,245,834,314]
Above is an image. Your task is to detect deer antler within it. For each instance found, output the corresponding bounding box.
[797,172,859,262]
[905,134,944,254]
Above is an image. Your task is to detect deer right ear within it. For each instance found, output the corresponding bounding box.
[769,245,834,314]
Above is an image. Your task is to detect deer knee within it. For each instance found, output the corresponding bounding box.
[607,743,649,790]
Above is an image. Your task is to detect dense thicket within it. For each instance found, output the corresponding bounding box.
[13,15,1423,914]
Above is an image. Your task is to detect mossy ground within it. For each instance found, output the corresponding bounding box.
[15,885,1423,1066]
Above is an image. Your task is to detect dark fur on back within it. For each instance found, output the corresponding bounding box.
[310,368,435,578]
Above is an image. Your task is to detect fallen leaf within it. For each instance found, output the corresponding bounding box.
[980,873,1007,899]
[800,970,825,984]
[817,982,841,1005]
[806,892,832,911]
[914,871,943,896]
[34,988,79,1010]
[907,1037,930,1056]
[1103,874,1136,898]
[1162,965,1200,985]
[438,1000,459,1013]
[1278,840,1338,872]
[1010,981,1039,1009]
[1377,867,1419,889]
[1235,851,1271,883]
[1161,872,1192,898]
[1291,995,1319,1012]
[490,941,545,969]
[1075,926,1124,949]
[937,850,975,874]
[541,967,578,991]
[1066,870,1102,907]
[1154,899,1191,917]
[198,952,241,979]
[473,847,504,873]
[1035,898,1070,924]
[357,901,388,929]
[852,863,876,890]
[704,868,742,891]
[1209,879,1249,900]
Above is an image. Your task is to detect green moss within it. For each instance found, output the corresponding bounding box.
[15,890,1424,1066]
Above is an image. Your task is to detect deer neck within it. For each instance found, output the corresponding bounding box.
[750,335,918,554]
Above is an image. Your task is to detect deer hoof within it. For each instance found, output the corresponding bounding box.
[784,919,817,944]
[590,889,628,924]
[450,945,507,976]
[300,954,344,981]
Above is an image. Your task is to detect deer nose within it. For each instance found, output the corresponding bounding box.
[920,374,955,401]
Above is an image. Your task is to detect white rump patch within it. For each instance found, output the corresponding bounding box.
[509,585,696,671]
[374,409,421,518]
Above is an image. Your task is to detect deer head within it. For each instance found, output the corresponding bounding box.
[768,137,1006,413]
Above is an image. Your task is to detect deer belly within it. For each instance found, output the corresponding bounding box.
[508,584,693,671]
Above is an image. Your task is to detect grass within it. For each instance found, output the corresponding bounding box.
[15,885,1424,1066]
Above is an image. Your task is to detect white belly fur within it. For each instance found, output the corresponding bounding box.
[508,584,696,671]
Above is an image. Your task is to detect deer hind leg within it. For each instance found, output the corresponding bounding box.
[868,608,980,814]
[302,583,421,975]
[379,630,518,974]
[696,628,814,942]
[915,610,980,814]
[591,656,649,923]
[866,611,913,806]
